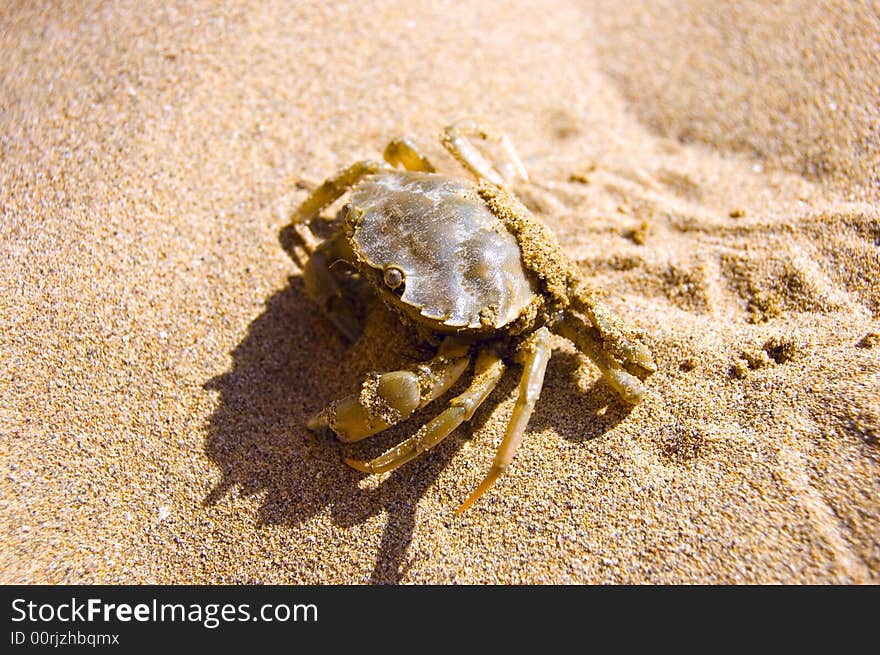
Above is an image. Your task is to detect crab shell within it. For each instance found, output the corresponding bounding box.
[345,171,540,332]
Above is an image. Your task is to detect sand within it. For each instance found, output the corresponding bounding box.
[1,1,877,584]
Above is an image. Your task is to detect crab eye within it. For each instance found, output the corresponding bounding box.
[383,266,404,290]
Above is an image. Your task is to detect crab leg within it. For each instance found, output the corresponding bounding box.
[569,284,656,380]
[291,159,386,223]
[309,338,471,443]
[441,120,530,187]
[345,349,506,474]
[383,137,436,172]
[555,315,646,405]
[456,327,552,515]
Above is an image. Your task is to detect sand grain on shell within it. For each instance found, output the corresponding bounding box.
[1,1,878,583]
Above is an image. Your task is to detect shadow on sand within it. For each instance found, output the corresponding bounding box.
[203,230,633,583]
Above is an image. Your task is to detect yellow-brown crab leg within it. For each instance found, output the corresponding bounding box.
[382,136,436,172]
[345,348,506,474]
[309,338,471,443]
[441,120,530,187]
[569,284,656,380]
[555,315,647,405]
[291,159,386,223]
[456,326,552,515]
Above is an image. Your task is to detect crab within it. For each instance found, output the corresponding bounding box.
[289,120,656,514]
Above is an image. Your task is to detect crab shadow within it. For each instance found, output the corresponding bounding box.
[203,230,633,583]
[203,274,427,584]
[528,350,637,445]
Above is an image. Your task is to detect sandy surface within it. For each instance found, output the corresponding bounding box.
[2,1,878,584]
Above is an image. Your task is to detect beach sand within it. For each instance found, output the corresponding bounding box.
[2,1,877,583]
